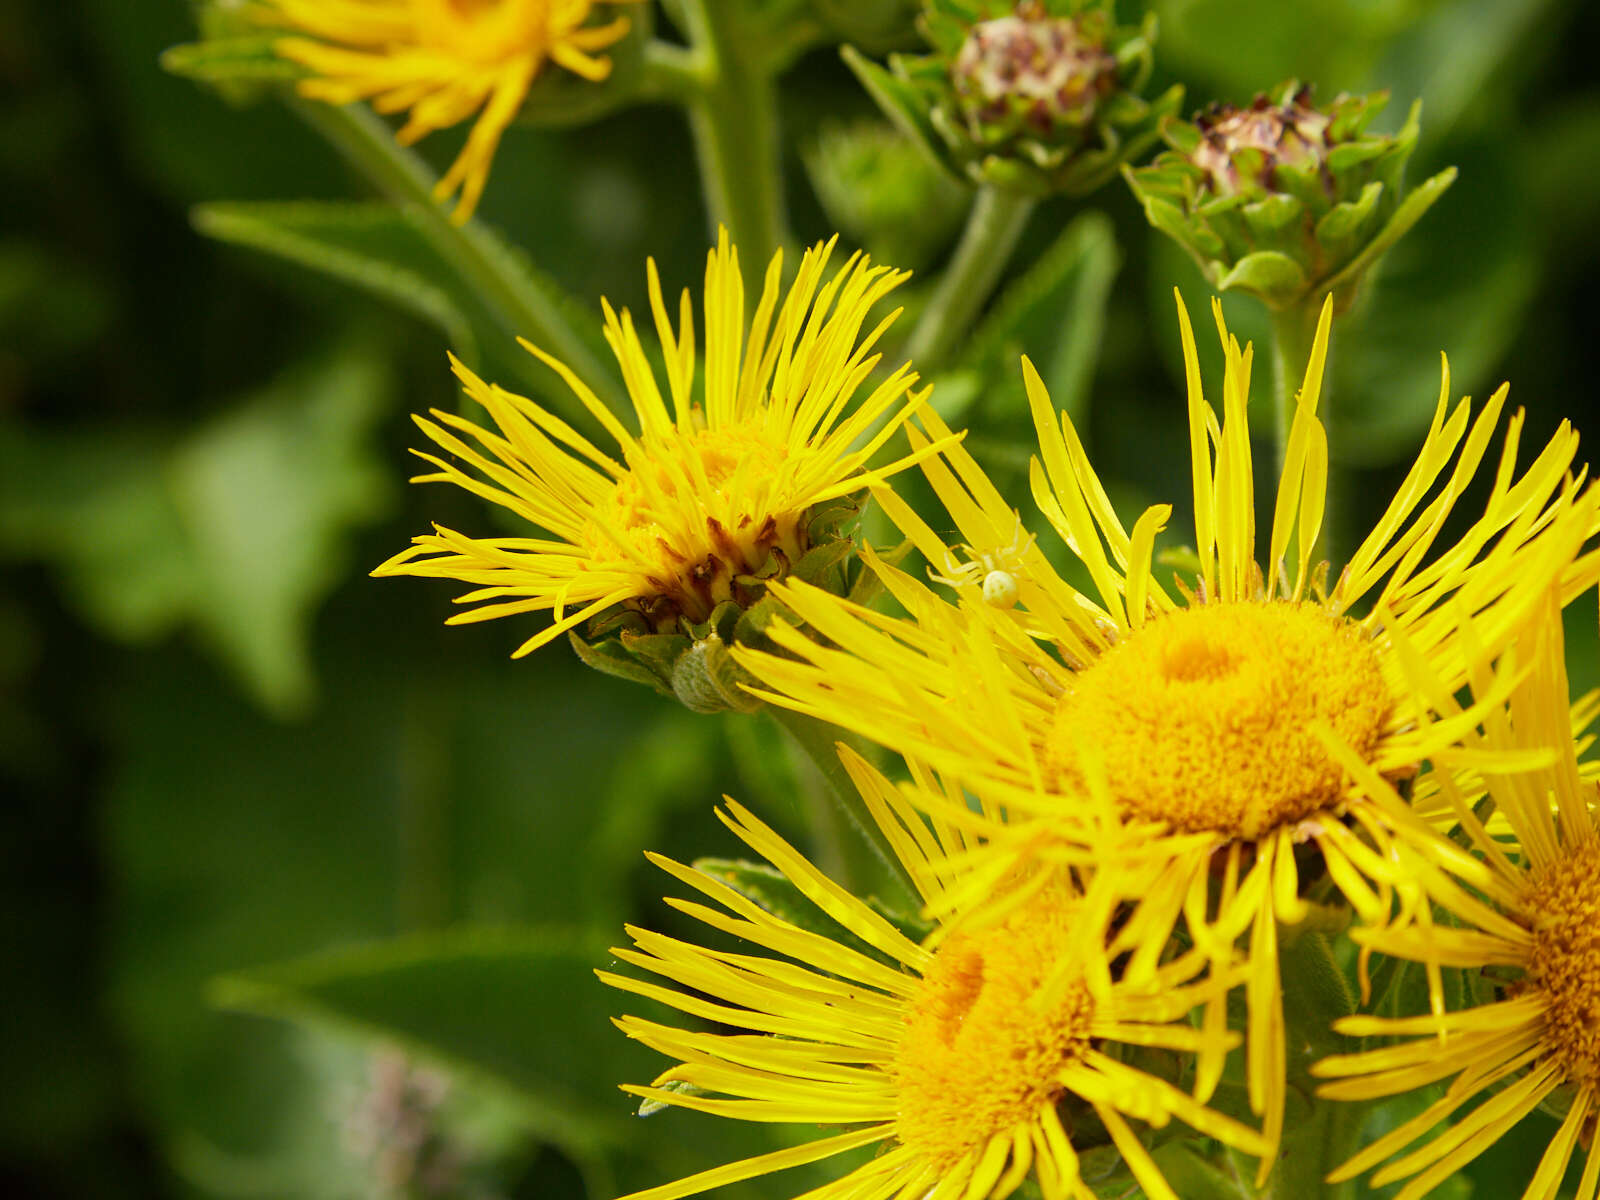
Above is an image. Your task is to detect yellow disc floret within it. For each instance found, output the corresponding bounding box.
[1047,601,1391,840]
[585,421,808,626]
[893,894,1096,1168]
[1525,833,1600,1086]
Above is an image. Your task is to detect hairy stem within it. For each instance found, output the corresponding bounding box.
[675,0,791,275]
[289,97,627,422]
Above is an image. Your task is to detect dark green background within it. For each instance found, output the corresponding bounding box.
[4,0,1599,1196]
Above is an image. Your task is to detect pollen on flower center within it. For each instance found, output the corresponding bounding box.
[585,422,809,625]
[1046,601,1391,841]
[1524,835,1600,1085]
[893,898,1095,1167]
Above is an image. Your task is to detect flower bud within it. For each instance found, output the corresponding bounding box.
[803,120,967,269]
[1125,81,1457,311]
[845,0,1180,197]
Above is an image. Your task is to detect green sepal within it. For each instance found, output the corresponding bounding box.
[1320,165,1457,299]
[1214,251,1308,303]
[160,36,301,87]
[566,631,675,699]
[670,632,764,714]
[1313,181,1384,253]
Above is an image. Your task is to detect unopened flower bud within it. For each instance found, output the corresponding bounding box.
[845,0,1180,197]
[1125,80,1456,311]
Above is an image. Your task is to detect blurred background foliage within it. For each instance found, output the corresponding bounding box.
[3,0,1599,1196]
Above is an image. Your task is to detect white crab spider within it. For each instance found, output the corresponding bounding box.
[926,514,1037,610]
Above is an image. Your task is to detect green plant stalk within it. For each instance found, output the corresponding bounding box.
[765,707,916,905]
[674,0,791,276]
[288,97,627,421]
[904,185,1037,369]
[1270,302,1335,564]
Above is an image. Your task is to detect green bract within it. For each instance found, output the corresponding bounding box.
[844,0,1181,197]
[1125,82,1457,311]
[566,496,868,715]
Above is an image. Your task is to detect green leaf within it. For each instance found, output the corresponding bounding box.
[102,632,783,1197]
[210,927,634,1154]
[0,343,391,714]
[160,37,300,86]
[1332,133,1531,464]
[165,344,393,715]
[0,426,199,642]
[193,201,479,363]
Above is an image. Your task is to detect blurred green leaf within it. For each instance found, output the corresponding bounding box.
[1376,0,1563,150]
[0,341,393,714]
[1331,135,1537,465]
[1149,0,1420,97]
[0,425,199,642]
[193,201,479,364]
[211,927,634,1154]
[168,345,393,713]
[103,629,794,1198]
[160,37,301,86]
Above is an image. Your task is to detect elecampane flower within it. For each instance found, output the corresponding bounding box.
[264,0,635,223]
[600,751,1263,1200]
[1313,599,1600,1200]
[737,294,1600,1175]
[374,233,939,658]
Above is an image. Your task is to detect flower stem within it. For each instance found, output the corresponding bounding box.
[287,97,627,422]
[765,707,916,905]
[674,0,791,276]
[904,185,1037,370]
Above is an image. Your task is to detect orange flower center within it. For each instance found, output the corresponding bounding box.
[1045,601,1391,840]
[1525,834,1600,1085]
[584,422,807,626]
[894,898,1095,1167]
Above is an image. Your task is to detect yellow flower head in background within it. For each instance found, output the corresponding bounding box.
[738,293,1600,1176]
[1314,599,1600,1200]
[375,233,938,658]
[600,751,1263,1200]
[264,0,635,222]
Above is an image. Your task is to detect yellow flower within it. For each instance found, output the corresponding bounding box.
[374,233,939,658]
[600,751,1264,1200]
[263,0,636,223]
[736,293,1600,1176]
[1313,598,1600,1200]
